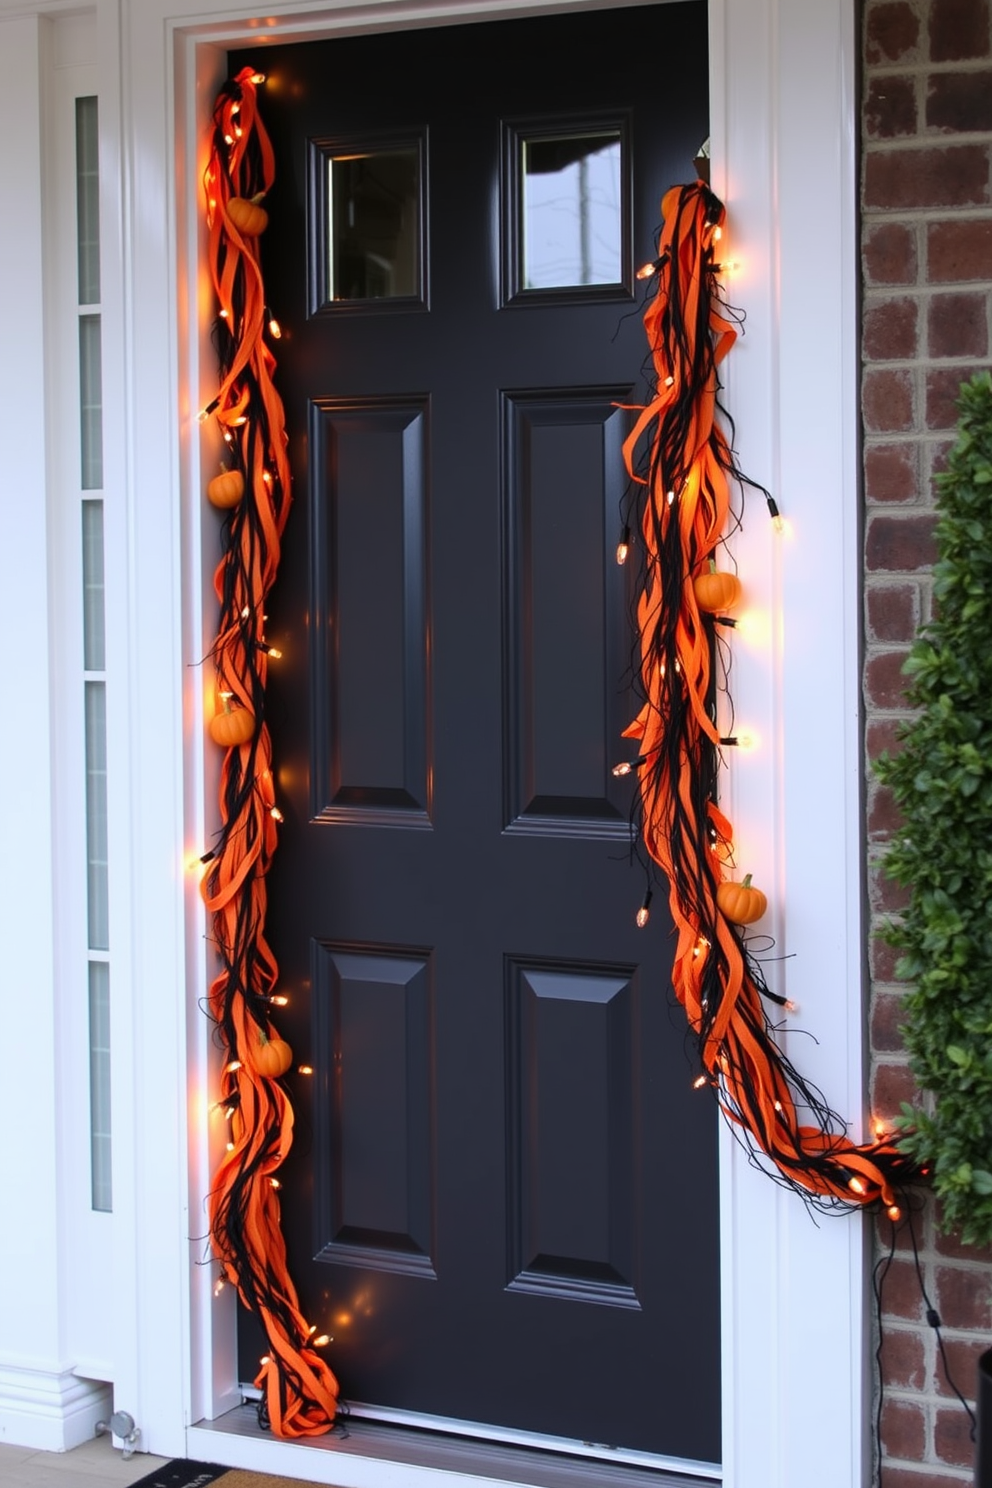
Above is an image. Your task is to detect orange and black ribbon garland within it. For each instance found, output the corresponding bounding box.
[199,76,914,1436]
[622,181,917,1213]
[201,68,339,1438]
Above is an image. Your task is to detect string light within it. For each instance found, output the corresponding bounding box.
[887,1204,902,1222]
[612,754,646,778]
[636,889,653,928]
[848,1176,867,1196]
[297,1064,313,1076]
[270,994,289,1007]
[225,1060,242,1073]
[270,806,284,823]
[198,397,220,423]
[692,1074,708,1090]
[666,488,675,505]
[250,72,266,84]
[616,524,630,565]
[312,1334,330,1347]
[270,1178,281,1190]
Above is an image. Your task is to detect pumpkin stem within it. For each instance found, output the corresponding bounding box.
[708,557,717,573]
[219,691,234,714]
[742,873,753,889]
[250,191,267,205]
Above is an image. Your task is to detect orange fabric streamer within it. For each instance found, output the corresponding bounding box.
[201,68,338,1437]
[624,181,914,1212]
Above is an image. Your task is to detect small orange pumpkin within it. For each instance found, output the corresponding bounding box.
[207,469,245,509]
[693,560,742,614]
[208,696,255,747]
[253,1032,293,1078]
[227,195,268,236]
[716,873,767,925]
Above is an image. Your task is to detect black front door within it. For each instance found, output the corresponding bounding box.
[234,4,719,1465]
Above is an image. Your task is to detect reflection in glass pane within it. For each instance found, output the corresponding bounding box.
[85,679,109,952]
[79,314,103,490]
[329,148,420,300]
[522,133,622,290]
[76,95,100,306]
[82,500,106,672]
[88,960,112,1212]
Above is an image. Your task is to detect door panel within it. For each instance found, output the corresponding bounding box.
[233,3,719,1464]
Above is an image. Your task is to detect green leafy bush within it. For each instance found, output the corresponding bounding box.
[876,371,992,1247]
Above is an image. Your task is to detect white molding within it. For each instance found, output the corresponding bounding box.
[0,1362,111,1453]
[0,10,66,1401]
[0,0,870,1482]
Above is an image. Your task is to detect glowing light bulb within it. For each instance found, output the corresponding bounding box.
[260,1355,272,1366]
[267,645,282,659]
[268,317,282,339]
[219,309,229,319]
[636,889,653,929]
[636,260,658,280]
[312,1334,330,1348]
[270,994,289,1007]
[224,134,234,146]
[774,1100,783,1112]
[251,72,266,84]
[225,1060,242,1073]
[298,1064,313,1076]
[773,513,785,533]
[784,999,798,1014]
[887,1204,902,1223]
[613,762,632,777]
[262,470,273,486]
[666,489,675,505]
[270,806,284,823]
[664,375,674,387]
[214,1278,226,1296]
[693,1075,708,1090]
[712,225,723,242]
[848,1176,867,1196]
[874,1119,887,1140]
[226,1141,235,1152]
[616,527,630,565]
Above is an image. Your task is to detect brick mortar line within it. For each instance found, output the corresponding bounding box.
[863,429,971,439]
[866,61,992,77]
[863,282,992,295]
[863,207,992,219]
[862,212,992,223]
[867,131,992,146]
[856,354,987,366]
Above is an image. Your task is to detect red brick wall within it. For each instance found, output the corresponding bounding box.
[861,0,992,1481]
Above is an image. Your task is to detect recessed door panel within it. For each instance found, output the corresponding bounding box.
[236,3,719,1467]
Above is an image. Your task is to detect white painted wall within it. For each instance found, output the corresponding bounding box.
[0,0,871,1481]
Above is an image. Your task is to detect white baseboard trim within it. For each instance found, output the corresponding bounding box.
[0,1362,112,1451]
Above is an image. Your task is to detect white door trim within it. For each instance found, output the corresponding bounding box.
[0,0,868,1483]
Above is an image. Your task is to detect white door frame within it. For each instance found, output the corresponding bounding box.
[0,0,869,1484]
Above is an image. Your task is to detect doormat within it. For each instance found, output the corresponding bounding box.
[128,1462,335,1488]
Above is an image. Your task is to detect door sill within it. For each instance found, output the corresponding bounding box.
[189,1404,721,1488]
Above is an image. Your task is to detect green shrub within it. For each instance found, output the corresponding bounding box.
[876,371,992,1246]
